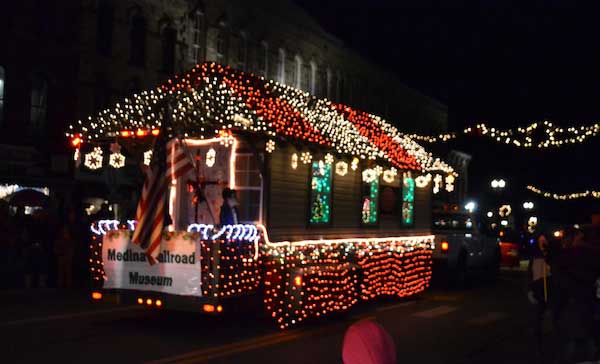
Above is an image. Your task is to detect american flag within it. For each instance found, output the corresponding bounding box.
[132,133,194,264]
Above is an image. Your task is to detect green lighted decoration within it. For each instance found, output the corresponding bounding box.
[362,178,379,225]
[402,173,415,225]
[310,161,332,224]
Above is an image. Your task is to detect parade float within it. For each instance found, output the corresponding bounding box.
[68,62,456,329]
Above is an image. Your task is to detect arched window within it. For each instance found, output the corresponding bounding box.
[161,21,176,74]
[188,10,204,63]
[129,8,146,67]
[326,68,333,100]
[235,32,247,71]
[96,0,114,55]
[310,61,317,95]
[0,66,5,124]
[294,55,302,88]
[30,72,48,131]
[257,41,268,77]
[278,48,286,84]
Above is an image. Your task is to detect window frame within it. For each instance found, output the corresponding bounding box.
[401,172,416,227]
[30,72,48,131]
[307,160,334,227]
[0,65,5,124]
[188,10,204,63]
[360,172,380,227]
[234,152,264,223]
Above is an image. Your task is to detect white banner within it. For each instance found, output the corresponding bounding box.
[102,231,202,297]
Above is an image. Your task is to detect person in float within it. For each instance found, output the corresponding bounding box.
[342,319,397,364]
[219,188,239,225]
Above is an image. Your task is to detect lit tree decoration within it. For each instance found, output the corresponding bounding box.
[291,153,299,169]
[84,147,103,170]
[445,174,455,192]
[335,161,348,176]
[109,152,126,169]
[143,150,153,166]
[351,157,360,171]
[415,173,431,188]
[324,153,334,164]
[362,168,378,183]
[300,151,312,164]
[266,140,276,153]
[433,174,443,194]
[206,148,216,167]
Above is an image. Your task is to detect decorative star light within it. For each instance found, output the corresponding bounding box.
[109,152,126,168]
[84,147,103,170]
[335,161,348,176]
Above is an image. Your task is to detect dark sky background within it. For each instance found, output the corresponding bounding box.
[296,0,600,223]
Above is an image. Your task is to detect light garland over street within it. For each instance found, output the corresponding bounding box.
[407,121,600,148]
[527,185,600,200]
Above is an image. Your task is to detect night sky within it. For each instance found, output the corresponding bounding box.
[296,0,600,223]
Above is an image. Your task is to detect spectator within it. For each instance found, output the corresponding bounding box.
[219,188,239,225]
[342,319,397,364]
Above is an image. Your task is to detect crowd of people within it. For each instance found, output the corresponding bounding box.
[0,200,89,291]
[528,225,600,363]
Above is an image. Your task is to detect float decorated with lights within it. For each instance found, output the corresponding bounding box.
[70,62,456,329]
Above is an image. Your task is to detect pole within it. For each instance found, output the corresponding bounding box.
[542,262,548,303]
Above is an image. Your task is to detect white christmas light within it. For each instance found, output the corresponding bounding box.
[445,174,455,192]
[433,174,442,194]
[300,151,312,164]
[266,140,276,153]
[499,204,512,217]
[324,153,334,164]
[351,157,359,171]
[143,150,153,166]
[206,148,216,167]
[415,173,431,188]
[291,153,298,169]
[362,169,378,183]
[382,168,397,183]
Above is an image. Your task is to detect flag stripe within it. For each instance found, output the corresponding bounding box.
[132,138,195,262]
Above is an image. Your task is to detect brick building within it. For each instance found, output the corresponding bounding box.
[1,0,447,206]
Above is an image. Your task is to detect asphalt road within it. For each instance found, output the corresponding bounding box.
[2,268,546,364]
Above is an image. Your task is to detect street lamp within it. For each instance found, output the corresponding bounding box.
[465,201,476,213]
[491,179,506,190]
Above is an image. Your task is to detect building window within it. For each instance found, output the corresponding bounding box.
[215,30,226,62]
[257,41,268,77]
[402,172,415,226]
[361,173,379,225]
[309,161,332,225]
[309,61,317,94]
[30,73,48,131]
[161,22,176,74]
[234,153,263,222]
[278,48,286,84]
[326,68,333,99]
[301,63,310,91]
[0,66,4,124]
[129,10,146,67]
[294,55,302,88]
[236,33,247,71]
[96,0,114,56]
[188,10,204,64]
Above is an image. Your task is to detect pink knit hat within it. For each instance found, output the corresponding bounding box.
[342,320,397,364]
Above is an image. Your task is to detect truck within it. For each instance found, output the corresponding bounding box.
[431,210,501,285]
[73,62,457,328]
